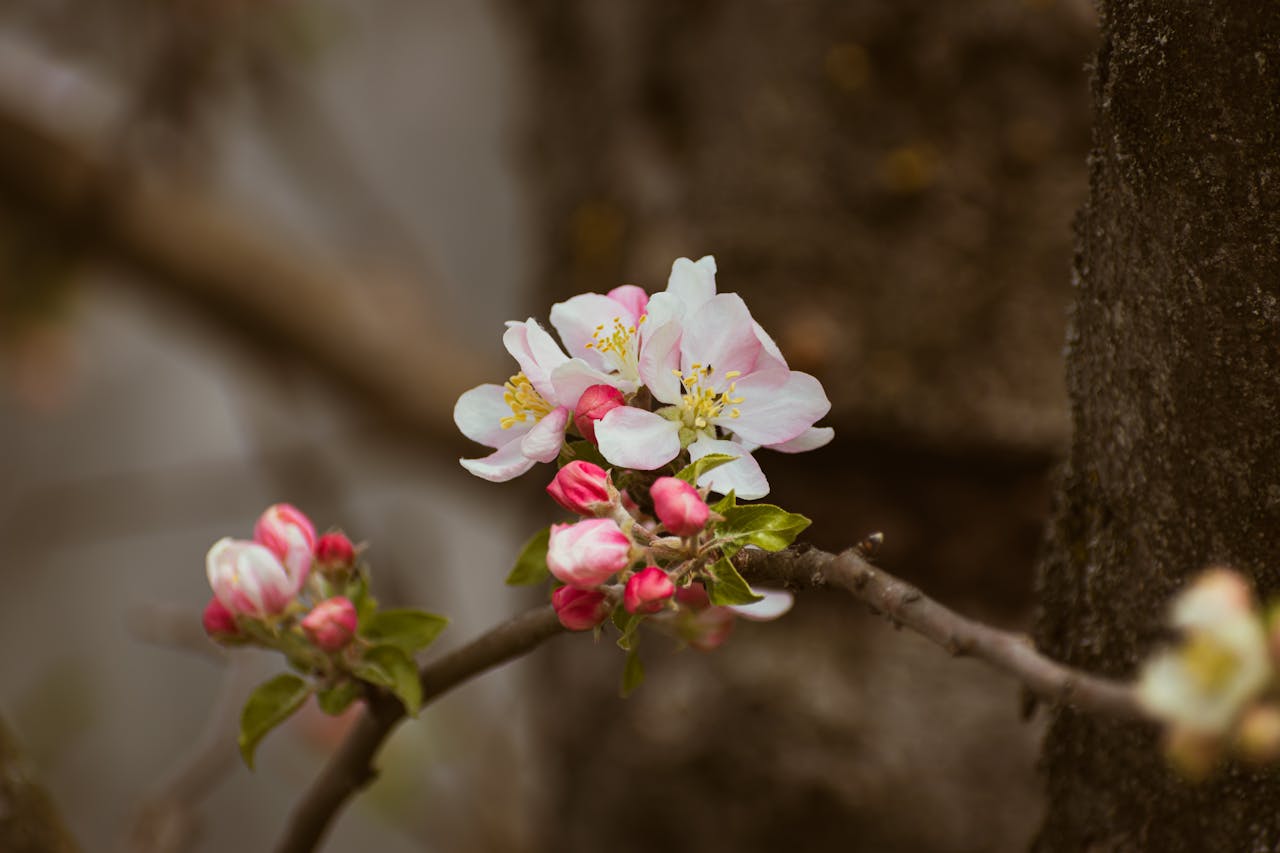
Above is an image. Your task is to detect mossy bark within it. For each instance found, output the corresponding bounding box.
[1035,2,1280,849]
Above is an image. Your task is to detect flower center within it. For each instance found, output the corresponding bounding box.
[1184,633,1240,693]
[672,364,744,432]
[501,372,554,429]
[584,315,645,378]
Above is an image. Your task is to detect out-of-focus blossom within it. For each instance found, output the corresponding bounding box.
[254,503,316,583]
[301,597,359,652]
[207,538,300,618]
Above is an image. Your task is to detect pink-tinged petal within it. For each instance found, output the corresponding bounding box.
[638,319,683,404]
[642,291,684,332]
[728,588,794,621]
[718,370,831,446]
[608,284,649,319]
[550,293,633,371]
[752,321,789,373]
[520,406,570,462]
[503,319,568,401]
[596,407,682,470]
[454,383,530,448]
[768,426,835,454]
[681,294,762,387]
[666,256,717,312]
[688,438,769,499]
[460,436,539,482]
[550,359,632,410]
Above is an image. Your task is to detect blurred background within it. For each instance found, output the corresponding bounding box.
[0,1,1096,850]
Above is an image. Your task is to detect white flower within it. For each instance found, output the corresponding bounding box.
[1137,569,1271,734]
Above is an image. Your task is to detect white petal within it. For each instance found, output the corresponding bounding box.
[681,294,762,385]
[638,320,683,404]
[666,255,717,312]
[549,293,631,372]
[721,370,831,447]
[608,285,649,319]
[752,321,789,373]
[460,437,539,482]
[454,383,530,448]
[688,438,769,499]
[643,291,685,331]
[596,407,682,470]
[520,406,570,462]
[729,587,794,621]
[503,319,568,401]
[550,359,633,410]
[767,426,835,454]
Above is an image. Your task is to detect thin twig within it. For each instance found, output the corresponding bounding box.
[274,605,564,853]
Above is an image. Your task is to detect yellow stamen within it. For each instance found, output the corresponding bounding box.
[500,372,554,429]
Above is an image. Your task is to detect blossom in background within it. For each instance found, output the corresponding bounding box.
[1137,568,1271,735]
[207,538,302,618]
[254,503,316,583]
[301,597,359,652]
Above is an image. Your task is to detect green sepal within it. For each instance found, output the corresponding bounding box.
[354,645,423,716]
[621,648,645,697]
[716,503,811,552]
[316,680,363,716]
[675,453,738,486]
[557,439,608,469]
[614,609,642,651]
[506,527,551,586]
[238,674,313,770]
[359,609,449,655]
[704,556,764,606]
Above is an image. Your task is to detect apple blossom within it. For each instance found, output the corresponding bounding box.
[254,503,316,583]
[207,537,301,618]
[546,518,633,589]
[550,284,651,388]
[649,476,709,537]
[301,597,359,652]
[552,586,612,631]
[547,460,614,516]
[202,597,239,639]
[624,567,675,614]
[572,383,625,443]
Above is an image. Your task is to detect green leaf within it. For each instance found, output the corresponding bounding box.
[506,527,551,586]
[709,490,737,514]
[705,556,764,606]
[621,648,645,697]
[316,680,363,716]
[675,453,738,486]
[717,504,811,551]
[239,674,313,769]
[360,609,449,654]
[354,645,423,716]
[558,439,609,469]
[614,611,642,651]
[343,573,377,624]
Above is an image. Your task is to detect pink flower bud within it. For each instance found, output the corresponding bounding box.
[547,461,614,515]
[552,586,612,631]
[202,596,239,640]
[254,503,317,585]
[546,518,632,589]
[301,597,359,652]
[573,384,626,444]
[650,477,709,537]
[206,537,300,617]
[314,531,357,576]
[624,566,675,614]
[675,582,711,611]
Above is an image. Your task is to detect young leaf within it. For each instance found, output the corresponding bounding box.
[360,609,449,654]
[621,648,645,697]
[354,645,423,716]
[239,674,313,769]
[316,680,363,716]
[615,612,642,651]
[558,439,609,469]
[709,490,737,514]
[675,453,738,486]
[506,527,551,586]
[717,504,811,551]
[705,556,764,606]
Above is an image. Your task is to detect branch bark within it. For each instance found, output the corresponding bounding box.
[275,544,1145,853]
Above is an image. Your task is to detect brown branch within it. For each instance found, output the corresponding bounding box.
[735,545,1144,720]
[275,605,565,853]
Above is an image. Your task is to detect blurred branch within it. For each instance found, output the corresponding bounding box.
[0,44,497,449]
[275,544,1143,853]
[128,602,227,664]
[0,713,80,853]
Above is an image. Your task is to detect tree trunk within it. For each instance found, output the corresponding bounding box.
[1036,2,1280,849]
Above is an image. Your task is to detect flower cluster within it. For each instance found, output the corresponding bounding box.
[454,256,832,499]
[202,504,447,768]
[1137,568,1280,777]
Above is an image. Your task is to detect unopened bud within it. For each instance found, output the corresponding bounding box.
[649,477,709,537]
[675,582,711,611]
[315,532,357,577]
[254,503,317,584]
[301,597,359,653]
[202,596,240,640]
[547,461,615,516]
[1237,704,1280,764]
[573,384,626,444]
[624,566,675,615]
[552,587,612,631]
[206,538,299,617]
[547,518,633,589]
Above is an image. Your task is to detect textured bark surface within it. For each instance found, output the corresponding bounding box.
[1035,2,1280,849]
